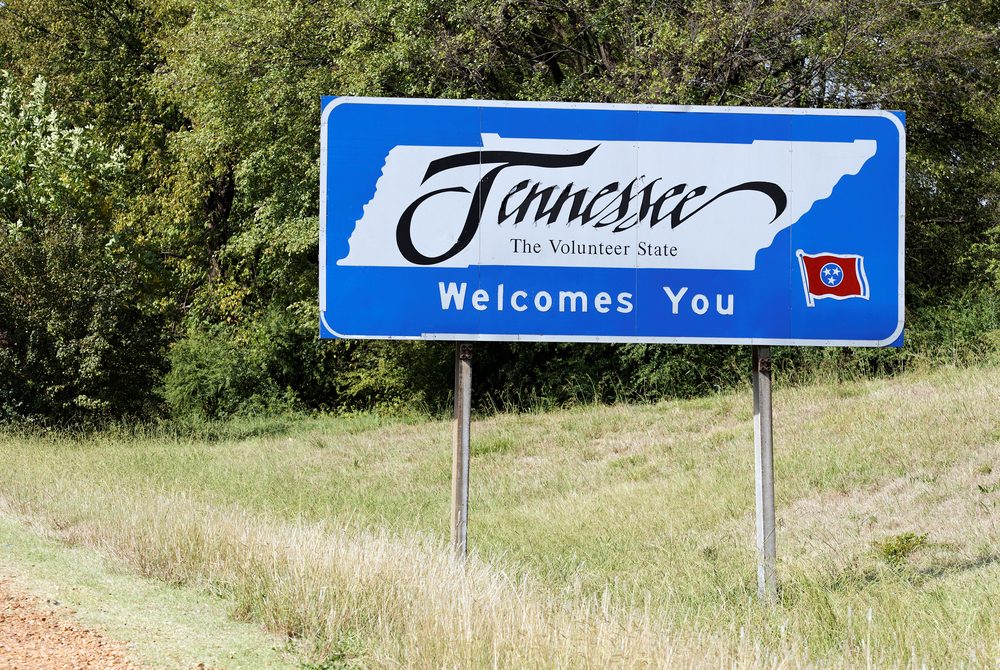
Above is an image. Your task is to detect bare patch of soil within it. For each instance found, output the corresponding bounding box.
[0,579,143,669]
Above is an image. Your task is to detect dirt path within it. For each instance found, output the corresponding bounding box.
[0,579,143,669]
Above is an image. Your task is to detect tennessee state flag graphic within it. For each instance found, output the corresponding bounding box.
[796,250,870,307]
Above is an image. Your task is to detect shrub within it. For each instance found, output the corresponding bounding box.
[0,74,164,423]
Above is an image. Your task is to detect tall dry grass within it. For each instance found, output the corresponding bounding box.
[0,365,998,667]
[1,486,806,668]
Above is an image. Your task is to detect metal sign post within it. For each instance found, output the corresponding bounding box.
[451,342,472,560]
[752,345,777,601]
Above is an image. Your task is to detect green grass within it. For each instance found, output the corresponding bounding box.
[0,364,999,667]
[0,514,299,669]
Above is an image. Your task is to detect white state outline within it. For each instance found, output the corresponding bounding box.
[796,250,871,308]
[319,96,906,347]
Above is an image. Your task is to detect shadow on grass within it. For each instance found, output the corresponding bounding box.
[916,553,1000,579]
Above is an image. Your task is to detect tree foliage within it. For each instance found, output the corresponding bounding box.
[0,74,164,421]
[0,0,997,420]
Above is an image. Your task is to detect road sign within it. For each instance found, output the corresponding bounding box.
[320,97,904,346]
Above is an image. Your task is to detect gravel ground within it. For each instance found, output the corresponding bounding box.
[0,579,143,669]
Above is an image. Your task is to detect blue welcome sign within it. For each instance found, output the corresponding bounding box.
[319,97,904,346]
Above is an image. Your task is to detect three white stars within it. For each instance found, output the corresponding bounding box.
[823,265,842,285]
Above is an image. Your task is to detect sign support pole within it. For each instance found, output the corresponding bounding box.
[451,342,473,560]
[752,345,777,602]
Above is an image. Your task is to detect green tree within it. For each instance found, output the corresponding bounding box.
[1,0,997,419]
[154,0,1000,413]
[0,74,164,422]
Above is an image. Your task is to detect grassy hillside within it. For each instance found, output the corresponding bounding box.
[0,365,998,668]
